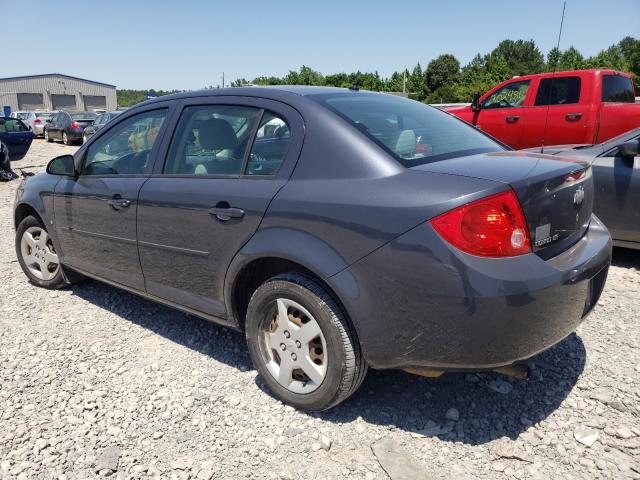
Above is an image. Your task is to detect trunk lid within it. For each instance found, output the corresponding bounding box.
[413,151,594,259]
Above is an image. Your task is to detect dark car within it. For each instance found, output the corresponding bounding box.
[82,111,124,143]
[45,111,97,145]
[14,87,611,411]
[524,128,640,250]
[0,116,34,161]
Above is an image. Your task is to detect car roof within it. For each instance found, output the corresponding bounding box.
[136,85,365,107]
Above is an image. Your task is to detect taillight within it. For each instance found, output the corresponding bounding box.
[71,121,79,129]
[34,118,41,125]
[430,190,531,257]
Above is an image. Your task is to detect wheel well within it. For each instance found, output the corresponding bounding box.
[232,257,340,332]
[14,204,41,230]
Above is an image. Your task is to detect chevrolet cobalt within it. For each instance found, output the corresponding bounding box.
[14,87,611,411]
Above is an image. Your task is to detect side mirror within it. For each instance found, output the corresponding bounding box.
[46,155,76,177]
[617,140,639,158]
[471,92,482,112]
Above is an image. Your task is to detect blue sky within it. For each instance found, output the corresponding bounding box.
[1,0,638,90]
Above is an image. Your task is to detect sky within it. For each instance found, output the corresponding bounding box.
[1,0,638,90]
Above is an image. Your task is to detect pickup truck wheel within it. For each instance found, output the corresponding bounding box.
[16,216,69,289]
[245,273,367,411]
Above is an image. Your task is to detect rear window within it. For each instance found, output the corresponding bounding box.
[35,112,51,119]
[72,113,97,121]
[602,75,635,102]
[16,112,31,120]
[534,76,581,105]
[311,93,504,167]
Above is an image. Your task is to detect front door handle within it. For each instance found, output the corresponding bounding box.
[107,197,131,210]
[209,206,245,222]
[506,115,520,124]
[565,112,582,121]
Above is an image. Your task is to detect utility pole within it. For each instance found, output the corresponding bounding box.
[402,67,406,94]
[222,72,225,88]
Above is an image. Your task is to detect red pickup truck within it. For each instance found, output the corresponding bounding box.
[445,69,640,150]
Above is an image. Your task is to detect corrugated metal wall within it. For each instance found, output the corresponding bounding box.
[0,75,117,112]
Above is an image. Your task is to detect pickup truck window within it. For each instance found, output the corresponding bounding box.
[602,75,635,103]
[534,76,581,106]
[483,80,531,109]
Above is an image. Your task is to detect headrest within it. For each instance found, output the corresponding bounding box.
[197,118,237,150]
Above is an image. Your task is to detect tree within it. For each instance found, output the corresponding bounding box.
[488,39,545,76]
[424,55,460,102]
[559,46,585,71]
[407,63,427,100]
[585,46,629,71]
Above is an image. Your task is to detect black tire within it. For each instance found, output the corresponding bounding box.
[15,215,71,289]
[245,273,367,411]
[44,129,52,143]
[62,132,70,145]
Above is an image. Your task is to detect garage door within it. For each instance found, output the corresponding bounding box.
[17,93,44,110]
[84,95,107,111]
[51,94,76,110]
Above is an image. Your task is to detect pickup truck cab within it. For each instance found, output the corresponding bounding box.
[446,69,639,150]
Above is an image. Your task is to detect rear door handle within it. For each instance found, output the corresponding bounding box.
[209,206,245,222]
[565,112,582,121]
[505,115,520,123]
[107,198,131,210]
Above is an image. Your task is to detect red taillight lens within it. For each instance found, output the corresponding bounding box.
[430,190,531,257]
[71,121,79,129]
[34,118,41,125]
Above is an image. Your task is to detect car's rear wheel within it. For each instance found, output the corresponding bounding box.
[16,216,69,289]
[62,132,70,145]
[44,129,52,143]
[245,273,367,411]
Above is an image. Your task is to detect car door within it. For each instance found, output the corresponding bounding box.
[53,105,172,290]
[0,117,33,160]
[475,79,532,149]
[137,97,303,319]
[592,135,640,245]
[50,113,64,139]
[520,75,590,148]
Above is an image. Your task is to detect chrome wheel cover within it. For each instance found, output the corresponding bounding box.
[260,298,327,394]
[20,226,60,281]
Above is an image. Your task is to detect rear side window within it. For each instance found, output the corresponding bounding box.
[164,105,261,175]
[246,112,290,175]
[311,93,503,167]
[602,75,635,102]
[0,118,29,132]
[534,76,581,106]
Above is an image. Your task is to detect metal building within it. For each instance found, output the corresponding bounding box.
[0,74,117,113]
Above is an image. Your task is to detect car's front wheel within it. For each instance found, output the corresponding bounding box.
[245,273,367,411]
[16,216,69,289]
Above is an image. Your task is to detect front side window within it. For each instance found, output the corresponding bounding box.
[246,112,290,175]
[534,76,581,106]
[602,75,635,103]
[0,118,29,132]
[83,109,167,175]
[164,105,261,175]
[311,93,503,167]
[483,80,531,109]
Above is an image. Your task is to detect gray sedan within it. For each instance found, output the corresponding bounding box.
[525,128,640,250]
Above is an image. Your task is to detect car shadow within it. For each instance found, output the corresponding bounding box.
[70,279,585,446]
[612,246,640,267]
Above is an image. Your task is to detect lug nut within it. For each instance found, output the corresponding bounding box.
[295,340,301,348]
[290,353,297,361]
[280,343,286,351]
[284,331,290,338]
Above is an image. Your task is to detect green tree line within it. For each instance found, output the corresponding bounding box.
[117,37,639,106]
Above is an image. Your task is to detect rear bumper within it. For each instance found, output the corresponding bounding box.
[329,214,612,370]
[33,125,45,135]
[67,130,84,140]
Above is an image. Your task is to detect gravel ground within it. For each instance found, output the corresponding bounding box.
[1,140,639,480]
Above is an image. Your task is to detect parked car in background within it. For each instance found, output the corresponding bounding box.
[14,87,611,411]
[45,111,97,145]
[446,69,640,150]
[0,116,34,161]
[525,128,640,250]
[82,111,123,143]
[9,111,52,136]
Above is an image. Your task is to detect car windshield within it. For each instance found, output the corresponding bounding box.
[16,113,31,119]
[72,113,97,121]
[310,93,504,167]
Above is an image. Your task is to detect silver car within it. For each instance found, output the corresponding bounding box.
[11,111,53,137]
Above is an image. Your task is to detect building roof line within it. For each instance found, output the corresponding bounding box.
[0,74,116,88]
